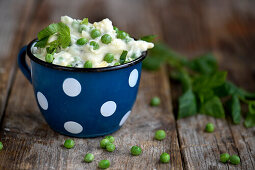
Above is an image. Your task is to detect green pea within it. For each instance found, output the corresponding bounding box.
[220,153,230,163]
[104,53,114,63]
[205,123,214,133]
[72,20,80,29]
[0,142,3,150]
[150,97,160,106]
[100,139,110,149]
[117,31,128,40]
[90,41,100,50]
[106,143,115,152]
[45,54,54,63]
[155,130,166,141]
[84,153,94,163]
[64,139,75,149]
[78,24,87,33]
[104,136,115,143]
[101,34,112,44]
[130,145,142,156]
[90,29,101,39]
[113,26,119,32]
[76,38,88,45]
[119,50,128,64]
[114,62,120,66]
[84,61,93,68]
[229,155,240,165]
[98,160,110,169]
[160,152,170,163]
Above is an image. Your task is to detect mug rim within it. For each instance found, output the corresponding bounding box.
[27,39,147,72]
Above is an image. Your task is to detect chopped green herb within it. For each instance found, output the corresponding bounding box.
[81,18,89,25]
[120,50,128,64]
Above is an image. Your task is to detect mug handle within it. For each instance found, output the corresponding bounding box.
[17,46,32,83]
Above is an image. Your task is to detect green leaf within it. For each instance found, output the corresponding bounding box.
[142,55,164,70]
[35,22,70,49]
[227,95,241,124]
[34,37,49,48]
[81,18,88,25]
[200,96,225,118]
[244,112,255,128]
[120,50,128,64]
[193,71,227,92]
[140,35,157,42]
[248,102,255,114]
[178,90,197,119]
[188,53,218,75]
[170,70,192,92]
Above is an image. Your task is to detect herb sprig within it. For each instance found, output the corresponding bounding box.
[142,36,255,128]
[35,22,71,52]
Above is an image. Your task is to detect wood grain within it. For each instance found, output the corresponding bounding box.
[0,0,34,122]
[0,0,182,169]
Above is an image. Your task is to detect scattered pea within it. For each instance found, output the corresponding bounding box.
[98,160,110,169]
[100,139,110,149]
[90,41,100,50]
[117,31,128,40]
[130,145,142,156]
[229,155,240,165]
[150,97,160,106]
[104,136,115,143]
[0,142,3,150]
[84,61,93,68]
[104,53,114,63]
[205,123,214,133]
[84,153,94,163]
[78,24,87,33]
[64,139,75,149]
[76,38,88,45]
[220,153,230,163]
[106,143,115,152]
[114,62,120,66]
[45,53,54,63]
[160,152,170,163]
[155,130,166,141]
[90,29,101,39]
[101,34,112,44]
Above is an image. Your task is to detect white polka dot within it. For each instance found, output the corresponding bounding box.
[63,78,81,97]
[100,101,117,117]
[119,111,131,126]
[64,121,83,134]
[37,92,48,110]
[129,69,138,87]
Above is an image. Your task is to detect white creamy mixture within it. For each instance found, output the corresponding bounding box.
[32,16,154,68]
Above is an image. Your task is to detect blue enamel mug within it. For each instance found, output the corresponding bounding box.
[17,39,146,138]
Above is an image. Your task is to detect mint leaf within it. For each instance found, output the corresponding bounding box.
[35,22,70,49]
[178,90,197,119]
[244,112,255,128]
[170,70,192,92]
[140,35,157,42]
[200,96,225,118]
[81,18,88,25]
[187,53,218,75]
[193,71,227,92]
[142,55,164,70]
[248,102,255,114]
[227,95,241,124]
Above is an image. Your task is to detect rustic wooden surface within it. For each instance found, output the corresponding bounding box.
[0,0,254,169]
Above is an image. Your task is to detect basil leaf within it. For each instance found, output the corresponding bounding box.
[227,95,241,124]
[178,90,197,119]
[200,96,225,118]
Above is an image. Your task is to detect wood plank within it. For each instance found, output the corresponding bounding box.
[159,0,255,169]
[0,0,34,122]
[0,0,182,169]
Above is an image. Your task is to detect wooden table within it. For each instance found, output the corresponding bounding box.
[0,0,254,169]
